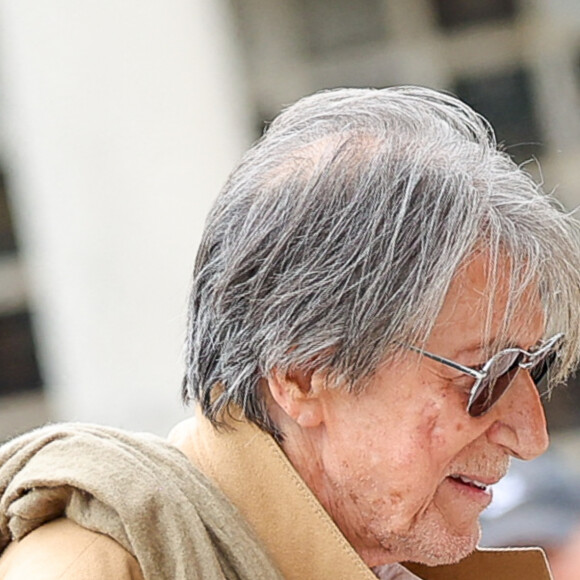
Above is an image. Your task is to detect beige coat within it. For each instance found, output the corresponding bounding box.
[0,410,553,580]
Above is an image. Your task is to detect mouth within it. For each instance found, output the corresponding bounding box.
[447,474,494,496]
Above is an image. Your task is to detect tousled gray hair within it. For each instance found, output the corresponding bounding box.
[183,86,580,437]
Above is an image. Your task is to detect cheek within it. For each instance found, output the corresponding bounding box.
[394,400,473,485]
[413,377,474,453]
[324,375,473,489]
[364,401,447,480]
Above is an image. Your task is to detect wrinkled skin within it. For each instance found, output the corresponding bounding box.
[267,254,550,566]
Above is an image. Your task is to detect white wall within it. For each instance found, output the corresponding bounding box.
[0,0,251,434]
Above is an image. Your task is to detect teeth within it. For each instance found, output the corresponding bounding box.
[454,475,488,491]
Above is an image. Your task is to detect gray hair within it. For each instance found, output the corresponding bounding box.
[183,86,580,438]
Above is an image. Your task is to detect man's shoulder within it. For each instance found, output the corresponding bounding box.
[0,518,144,580]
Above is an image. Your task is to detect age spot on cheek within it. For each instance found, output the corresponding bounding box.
[419,403,448,447]
[389,491,404,507]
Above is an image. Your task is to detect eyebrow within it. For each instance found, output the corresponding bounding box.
[450,338,527,362]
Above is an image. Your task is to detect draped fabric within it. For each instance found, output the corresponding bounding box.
[0,423,282,580]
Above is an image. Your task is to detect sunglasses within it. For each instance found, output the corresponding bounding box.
[407,333,564,417]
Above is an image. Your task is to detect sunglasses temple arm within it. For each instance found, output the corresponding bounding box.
[408,347,484,380]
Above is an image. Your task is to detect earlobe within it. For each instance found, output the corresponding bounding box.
[267,367,324,428]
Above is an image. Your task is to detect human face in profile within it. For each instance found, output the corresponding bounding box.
[295,254,550,567]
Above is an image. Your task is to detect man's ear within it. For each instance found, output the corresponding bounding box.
[266,367,325,428]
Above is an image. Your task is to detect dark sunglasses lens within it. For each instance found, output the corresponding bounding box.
[468,368,519,417]
[467,336,563,417]
[468,352,523,417]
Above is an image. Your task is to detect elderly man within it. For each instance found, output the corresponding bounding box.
[1,87,579,579]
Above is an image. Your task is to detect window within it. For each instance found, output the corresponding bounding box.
[0,310,43,396]
[296,0,386,55]
[432,0,517,30]
[453,67,542,163]
[0,173,17,255]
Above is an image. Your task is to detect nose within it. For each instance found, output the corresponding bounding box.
[485,369,549,460]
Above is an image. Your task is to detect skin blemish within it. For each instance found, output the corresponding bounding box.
[419,400,447,446]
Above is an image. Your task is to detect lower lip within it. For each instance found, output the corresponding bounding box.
[446,477,493,507]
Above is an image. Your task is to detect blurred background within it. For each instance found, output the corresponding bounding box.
[1,1,580,570]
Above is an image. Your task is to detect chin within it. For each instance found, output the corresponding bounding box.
[371,519,481,568]
[413,541,476,567]
[406,525,481,567]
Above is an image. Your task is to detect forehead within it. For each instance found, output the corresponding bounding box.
[427,253,545,355]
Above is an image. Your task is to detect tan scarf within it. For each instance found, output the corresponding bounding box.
[0,423,283,580]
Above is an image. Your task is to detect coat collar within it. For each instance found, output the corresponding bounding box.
[169,408,552,580]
